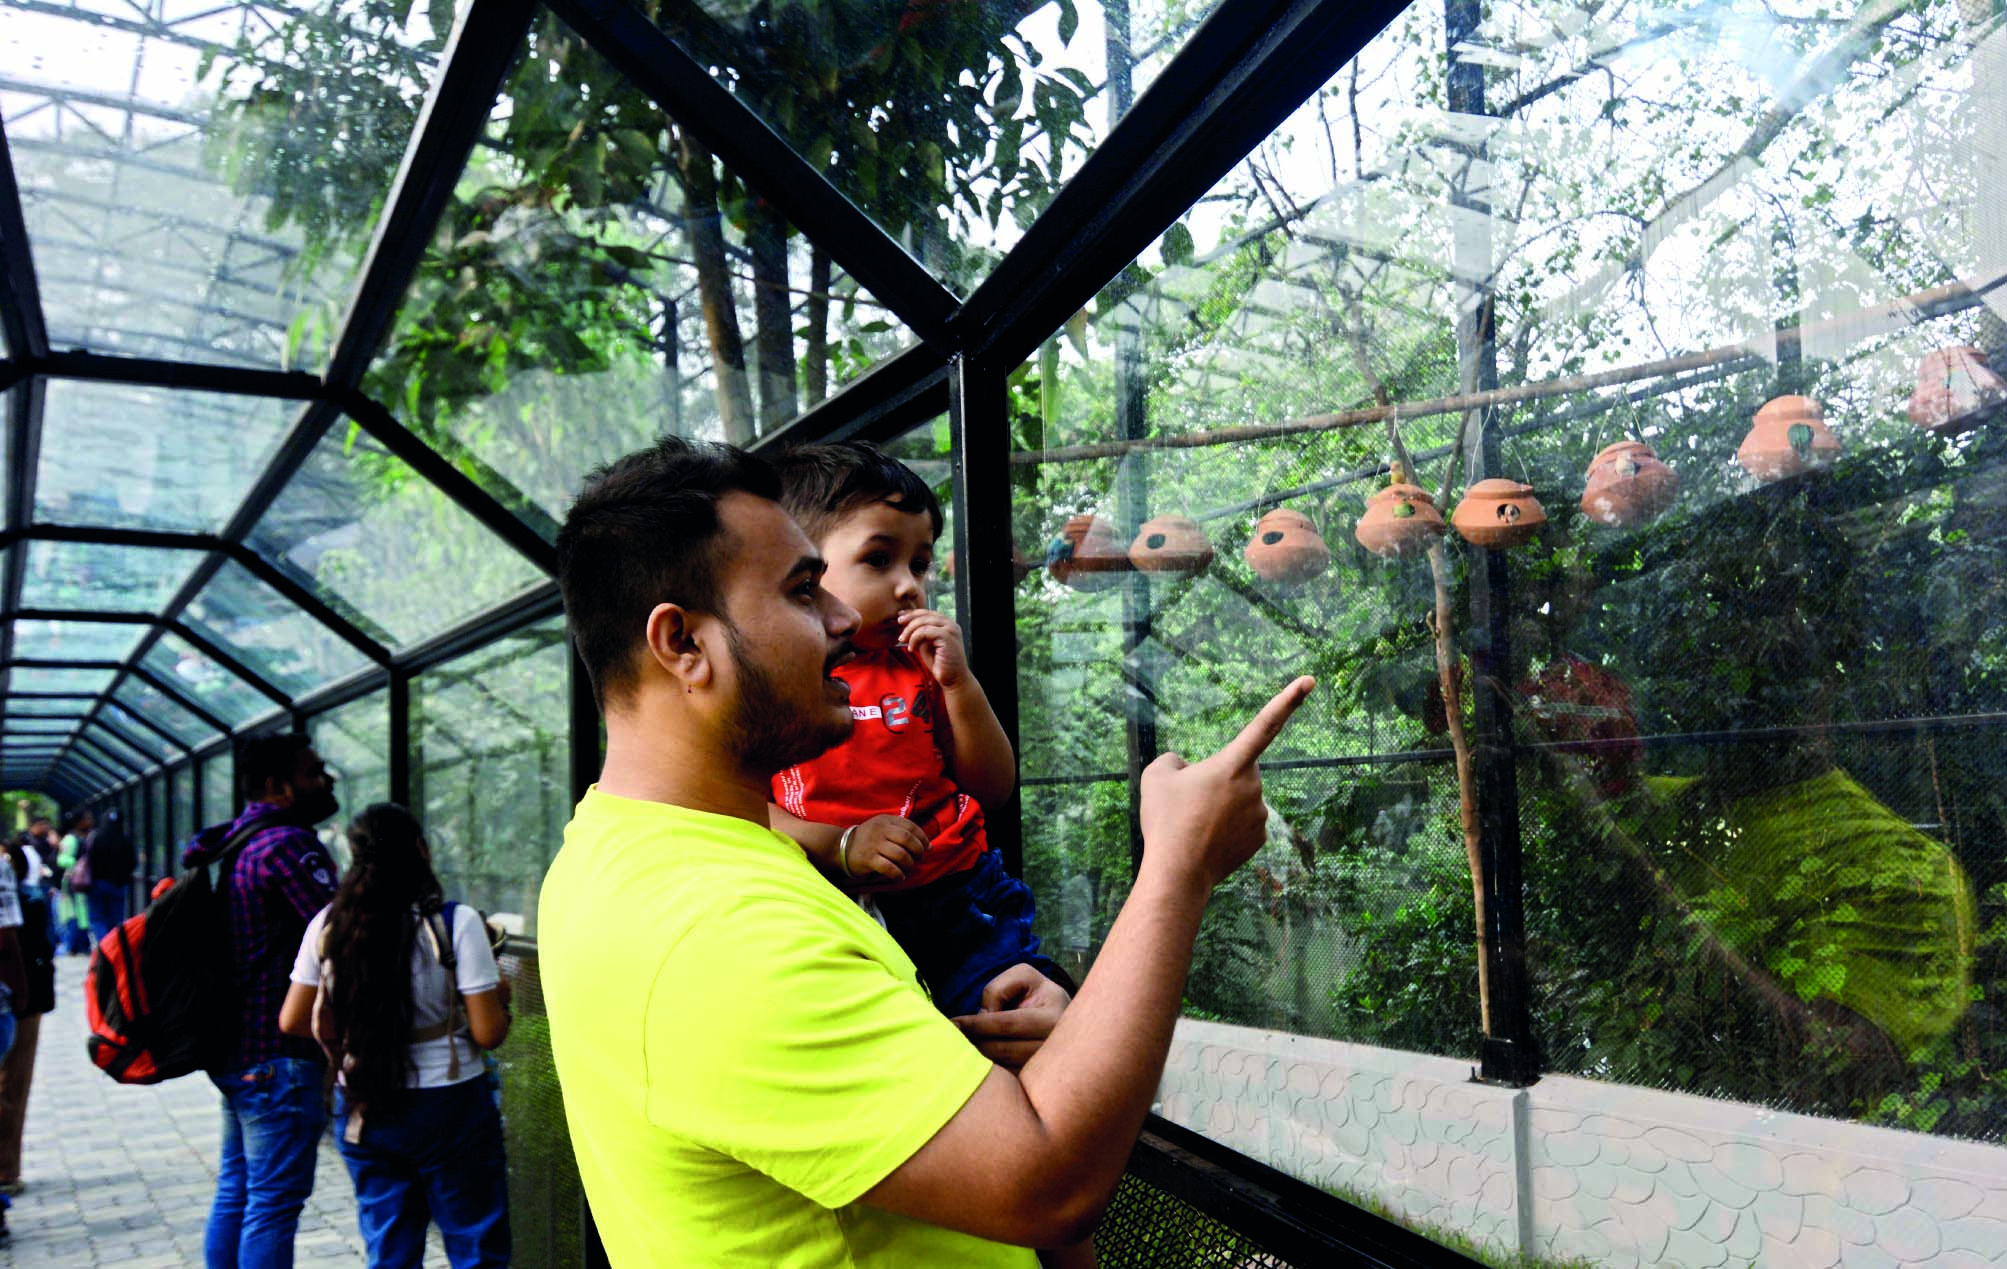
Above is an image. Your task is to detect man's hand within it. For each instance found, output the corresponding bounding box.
[844,814,930,886]
[951,964,1071,1070]
[897,609,972,689]
[1138,677,1314,889]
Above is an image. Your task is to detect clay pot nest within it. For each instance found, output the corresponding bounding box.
[1581,440,1678,529]
[1128,515,1215,575]
[1908,346,2007,434]
[1047,513,1130,590]
[1243,508,1330,584]
[1738,395,1840,482]
[1354,483,1445,559]
[1451,479,1546,549]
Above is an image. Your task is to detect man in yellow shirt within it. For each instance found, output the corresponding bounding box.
[541,437,1312,1265]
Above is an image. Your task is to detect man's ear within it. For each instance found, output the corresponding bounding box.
[645,602,713,690]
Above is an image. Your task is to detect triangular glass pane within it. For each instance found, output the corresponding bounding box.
[183,561,371,696]
[247,426,547,646]
[620,0,1227,295]
[4,0,461,368]
[9,619,145,665]
[36,382,297,533]
[364,10,917,526]
[19,541,207,611]
[142,633,280,725]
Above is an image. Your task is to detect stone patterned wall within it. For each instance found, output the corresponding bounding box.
[1156,1020,2007,1266]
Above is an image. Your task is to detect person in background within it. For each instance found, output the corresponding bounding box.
[0,836,53,1196]
[53,813,88,954]
[280,803,511,1268]
[83,810,135,946]
[0,848,24,1244]
[184,734,341,1269]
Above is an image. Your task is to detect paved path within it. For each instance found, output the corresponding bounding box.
[2,959,446,1267]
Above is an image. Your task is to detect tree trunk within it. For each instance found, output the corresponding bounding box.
[805,246,831,405]
[674,133,756,444]
[747,199,797,433]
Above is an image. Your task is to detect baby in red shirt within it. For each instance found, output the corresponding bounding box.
[767,442,1064,1019]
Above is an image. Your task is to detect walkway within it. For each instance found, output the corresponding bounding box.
[2,963,446,1266]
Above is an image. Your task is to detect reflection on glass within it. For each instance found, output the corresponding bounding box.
[142,633,277,726]
[628,0,1224,293]
[9,619,145,665]
[1005,0,2007,1258]
[413,619,568,933]
[114,680,220,747]
[19,541,206,612]
[248,427,546,646]
[183,561,371,695]
[2,0,452,367]
[35,382,295,532]
[309,690,390,866]
[367,11,915,525]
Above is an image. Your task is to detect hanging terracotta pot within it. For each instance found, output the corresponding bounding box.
[1581,440,1679,528]
[1738,395,1840,482]
[1243,508,1330,585]
[1128,515,1215,575]
[1047,514,1129,590]
[1452,479,1546,549]
[1908,346,2007,434]
[1354,482,1445,559]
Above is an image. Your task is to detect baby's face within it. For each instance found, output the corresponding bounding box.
[818,502,937,651]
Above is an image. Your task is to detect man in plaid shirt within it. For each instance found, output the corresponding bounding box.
[183,733,340,1269]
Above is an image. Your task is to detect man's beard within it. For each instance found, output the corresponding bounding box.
[291,785,340,828]
[723,621,852,776]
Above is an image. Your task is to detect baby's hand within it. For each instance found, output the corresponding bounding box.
[844,815,929,886]
[897,609,970,688]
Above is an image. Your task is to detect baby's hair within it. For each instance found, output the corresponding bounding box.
[769,441,944,544]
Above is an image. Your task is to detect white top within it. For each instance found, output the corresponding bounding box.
[0,884,19,929]
[290,903,501,1088]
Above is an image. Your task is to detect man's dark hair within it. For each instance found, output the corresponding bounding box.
[240,732,314,802]
[769,441,943,546]
[557,435,784,708]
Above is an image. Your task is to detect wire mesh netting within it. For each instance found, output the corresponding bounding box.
[1092,1170,1293,1269]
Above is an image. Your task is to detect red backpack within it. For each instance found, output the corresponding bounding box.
[85,816,276,1084]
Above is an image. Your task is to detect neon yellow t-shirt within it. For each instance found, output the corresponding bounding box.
[539,787,1036,1268]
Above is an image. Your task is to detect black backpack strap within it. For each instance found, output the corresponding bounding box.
[195,815,287,893]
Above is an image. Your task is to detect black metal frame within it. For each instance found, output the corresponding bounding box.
[0,0,1516,1260]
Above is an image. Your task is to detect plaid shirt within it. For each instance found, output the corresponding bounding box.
[183,802,339,1074]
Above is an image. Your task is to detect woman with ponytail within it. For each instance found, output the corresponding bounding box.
[278,803,511,1267]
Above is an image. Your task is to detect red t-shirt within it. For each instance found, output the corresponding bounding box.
[772,647,986,890]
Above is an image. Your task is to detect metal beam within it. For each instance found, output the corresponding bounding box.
[954,0,1409,371]
[163,621,292,708]
[751,343,950,454]
[0,115,48,360]
[37,349,321,400]
[545,0,960,350]
[129,665,234,737]
[324,0,543,388]
[0,377,44,758]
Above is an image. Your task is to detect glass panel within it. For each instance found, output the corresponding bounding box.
[992,2,2007,1261]
[308,689,390,866]
[3,718,78,735]
[7,666,115,696]
[35,382,297,532]
[247,426,547,646]
[366,11,916,525]
[18,541,206,612]
[113,679,221,748]
[147,776,168,876]
[79,724,152,775]
[172,763,197,850]
[3,698,92,718]
[142,634,279,726]
[414,620,568,933]
[880,419,956,614]
[101,702,180,761]
[625,0,1226,294]
[202,749,238,830]
[9,619,145,665]
[183,562,371,695]
[2,0,456,369]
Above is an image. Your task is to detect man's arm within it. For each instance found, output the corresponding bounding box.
[859,678,1314,1247]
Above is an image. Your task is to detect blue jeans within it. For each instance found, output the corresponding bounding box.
[206,1058,326,1269]
[86,879,128,945]
[334,1079,510,1268]
[875,848,1063,1018]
